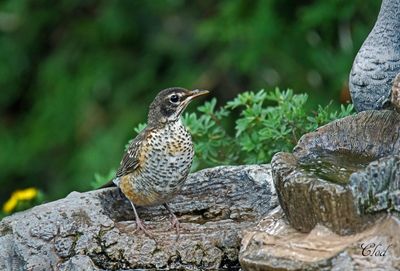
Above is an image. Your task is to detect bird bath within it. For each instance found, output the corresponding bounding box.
[271,110,400,235]
[298,151,374,185]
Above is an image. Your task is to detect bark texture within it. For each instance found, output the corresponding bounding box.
[0,164,277,271]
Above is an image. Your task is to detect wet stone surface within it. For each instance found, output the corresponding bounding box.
[272,110,400,235]
[240,207,400,271]
[272,152,375,235]
[350,155,400,214]
[298,151,374,185]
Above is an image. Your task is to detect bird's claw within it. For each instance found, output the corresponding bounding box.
[134,218,153,238]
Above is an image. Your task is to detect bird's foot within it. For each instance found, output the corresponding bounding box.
[134,218,153,238]
[168,213,181,240]
[391,73,400,112]
[162,203,181,240]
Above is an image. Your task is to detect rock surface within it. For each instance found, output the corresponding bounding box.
[349,0,400,111]
[293,110,400,160]
[271,110,400,235]
[272,152,376,235]
[240,207,400,271]
[350,155,400,214]
[0,164,278,271]
[392,73,400,112]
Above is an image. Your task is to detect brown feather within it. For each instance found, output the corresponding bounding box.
[115,127,152,177]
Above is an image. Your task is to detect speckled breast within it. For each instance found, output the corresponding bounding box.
[125,119,194,206]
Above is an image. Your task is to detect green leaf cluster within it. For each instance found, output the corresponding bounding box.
[90,169,116,189]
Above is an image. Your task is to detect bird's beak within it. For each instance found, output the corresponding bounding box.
[176,89,209,116]
[187,89,209,101]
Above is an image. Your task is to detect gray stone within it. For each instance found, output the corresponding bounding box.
[271,110,400,235]
[0,164,277,271]
[239,207,400,271]
[392,73,400,112]
[293,110,400,160]
[349,0,400,111]
[350,155,400,214]
[59,255,101,271]
[272,152,374,235]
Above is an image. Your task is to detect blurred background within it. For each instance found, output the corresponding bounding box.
[0,0,381,206]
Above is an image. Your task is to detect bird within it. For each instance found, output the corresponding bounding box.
[349,0,400,112]
[103,87,209,237]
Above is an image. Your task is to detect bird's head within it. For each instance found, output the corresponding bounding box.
[147,87,209,126]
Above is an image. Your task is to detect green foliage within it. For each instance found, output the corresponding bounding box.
[184,99,236,170]
[0,0,379,205]
[90,169,116,189]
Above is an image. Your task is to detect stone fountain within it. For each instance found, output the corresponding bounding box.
[349,0,400,111]
[240,0,400,269]
[1,1,400,270]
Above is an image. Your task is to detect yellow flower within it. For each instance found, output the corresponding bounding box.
[2,187,39,214]
[14,187,38,201]
[3,196,18,213]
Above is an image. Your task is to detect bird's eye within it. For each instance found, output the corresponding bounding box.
[170,94,180,103]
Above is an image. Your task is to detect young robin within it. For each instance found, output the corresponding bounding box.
[104,87,209,237]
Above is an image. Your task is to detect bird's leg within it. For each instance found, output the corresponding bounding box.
[130,202,152,237]
[163,203,180,238]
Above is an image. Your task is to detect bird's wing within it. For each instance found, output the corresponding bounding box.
[115,128,149,178]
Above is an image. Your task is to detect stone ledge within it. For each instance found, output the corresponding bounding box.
[0,164,277,271]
